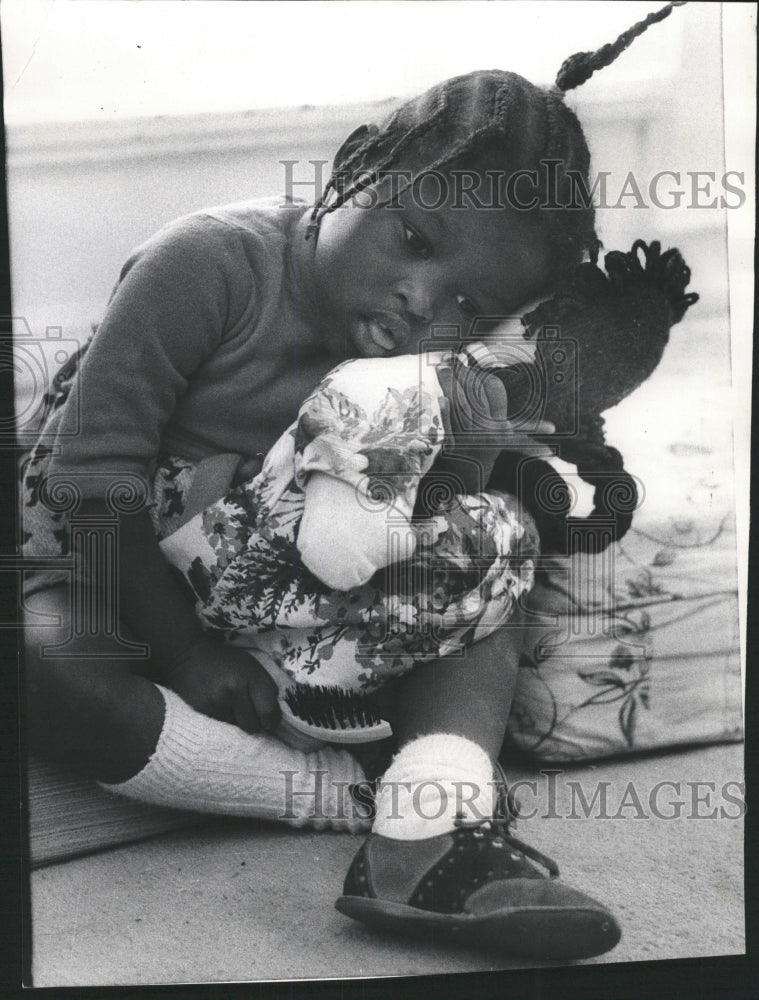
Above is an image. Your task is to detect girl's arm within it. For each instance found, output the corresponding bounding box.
[82,501,281,734]
[55,215,280,731]
[48,214,239,491]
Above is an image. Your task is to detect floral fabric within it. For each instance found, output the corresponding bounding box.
[507,504,743,760]
[159,350,540,692]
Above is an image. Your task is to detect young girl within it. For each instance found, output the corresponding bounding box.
[22,2,689,962]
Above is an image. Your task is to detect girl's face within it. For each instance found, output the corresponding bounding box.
[303,173,553,359]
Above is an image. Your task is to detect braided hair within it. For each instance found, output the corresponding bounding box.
[555,1,686,91]
[309,71,599,281]
[307,2,687,285]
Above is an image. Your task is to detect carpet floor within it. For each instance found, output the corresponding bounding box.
[27,742,744,986]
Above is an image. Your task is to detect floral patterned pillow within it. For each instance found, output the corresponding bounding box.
[506,515,743,760]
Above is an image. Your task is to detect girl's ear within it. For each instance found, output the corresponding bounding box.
[333,124,379,170]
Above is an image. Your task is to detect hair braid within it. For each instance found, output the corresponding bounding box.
[556,1,687,92]
[308,88,451,236]
[306,3,686,274]
[423,124,502,175]
[492,83,512,130]
[378,87,450,168]
[424,78,530,175]
[307,129,389,234]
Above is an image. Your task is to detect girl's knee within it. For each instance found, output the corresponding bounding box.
[23,583,72,654]
[23,584,152,719]
[24,582,151,673]
[23,589,165,781]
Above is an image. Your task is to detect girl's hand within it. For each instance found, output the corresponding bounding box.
[232,452,264,487]
[436,357,554,493]
[163,636,281,735]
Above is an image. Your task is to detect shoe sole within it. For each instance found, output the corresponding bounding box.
[335,895,621,961]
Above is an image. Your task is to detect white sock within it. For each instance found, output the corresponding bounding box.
[371,734,496,840]
[99,685,370,833]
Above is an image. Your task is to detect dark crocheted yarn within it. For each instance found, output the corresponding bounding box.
[489,241,699,554]
[520,240,698,429]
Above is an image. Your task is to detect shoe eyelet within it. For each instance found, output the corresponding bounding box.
[601,922,610,932]
[473,829,485,839]
[492,838,504,848]
[510,852,521,861]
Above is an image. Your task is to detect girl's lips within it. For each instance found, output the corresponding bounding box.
[364,318,396,352]
[357,312,410,354]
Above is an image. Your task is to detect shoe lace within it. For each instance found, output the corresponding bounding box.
[451,762,560,880]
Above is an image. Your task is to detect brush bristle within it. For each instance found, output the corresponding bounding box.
[284,683,383,731]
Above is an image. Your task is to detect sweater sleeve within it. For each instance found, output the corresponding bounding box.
[47,213,255,498]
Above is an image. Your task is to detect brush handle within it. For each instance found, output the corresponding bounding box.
[279,699,393,745]
[276,710,330,752]
[246,646,393,747]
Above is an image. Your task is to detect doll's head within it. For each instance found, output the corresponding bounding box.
[504,240,699,435]
[489,239,699,554]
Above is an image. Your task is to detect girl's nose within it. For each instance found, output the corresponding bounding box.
[396,275,436,327]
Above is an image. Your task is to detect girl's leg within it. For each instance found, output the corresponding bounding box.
[390,615,524,761]
[24,583,368,829]
[336,615,622,960]
[366,622,523,841]
[24,583,164,783]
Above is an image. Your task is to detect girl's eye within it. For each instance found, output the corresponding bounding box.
[403,224,430,259]
[456,294,479,318]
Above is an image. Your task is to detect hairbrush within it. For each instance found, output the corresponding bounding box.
[280,682,392,745]
[252,651,393,748]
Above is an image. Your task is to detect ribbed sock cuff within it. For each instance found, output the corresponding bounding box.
[372,733,496,840]
[100,685,370,832]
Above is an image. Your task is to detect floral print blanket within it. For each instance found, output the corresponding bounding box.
[158,350,539,692]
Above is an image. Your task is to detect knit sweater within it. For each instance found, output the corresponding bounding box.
[47,197,336,497]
